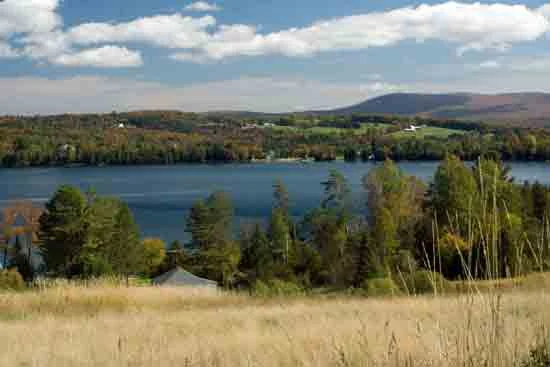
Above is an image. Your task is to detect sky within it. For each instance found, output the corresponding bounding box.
[3,0,550,114]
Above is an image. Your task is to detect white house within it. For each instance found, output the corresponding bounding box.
[404,124,425,132]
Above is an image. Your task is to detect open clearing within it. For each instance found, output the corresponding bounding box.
[271,123,391,135]
[0,283,549,366]
[390,126,467,139]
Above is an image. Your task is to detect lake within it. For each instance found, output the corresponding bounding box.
[1,161,550,243]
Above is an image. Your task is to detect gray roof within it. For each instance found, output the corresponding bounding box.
[152,267,217,287]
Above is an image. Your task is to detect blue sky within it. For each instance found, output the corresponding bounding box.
[3,0,550,113]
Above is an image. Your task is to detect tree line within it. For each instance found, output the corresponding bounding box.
[3,156,550,291]
[5,111,550,167]
[172,156,550,290]
[1,188,165,281]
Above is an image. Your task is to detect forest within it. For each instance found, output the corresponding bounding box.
[1,111,550,167]
[3,156,550,294]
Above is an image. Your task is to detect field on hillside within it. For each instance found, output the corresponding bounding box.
[271,123,391,135]
[1,280,550,367]
[390,126,467,139]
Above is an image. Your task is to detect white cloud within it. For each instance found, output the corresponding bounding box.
[0,0,145,68]
[184,2,221,12]
[21,30,69,59]
[478,60,501,69]
[465,55,550,73]
[0,42,18,58]
[0,0,61,37]
[169,52,211,64]
[0,0,62,59]
[66,14,216,49]
[3,0,550,69]
[53,46,143,68]
[175,2,550,62]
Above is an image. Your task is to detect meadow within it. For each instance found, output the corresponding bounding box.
[389,126,467,139]
[271,123,391,135]
[1,278,550,367]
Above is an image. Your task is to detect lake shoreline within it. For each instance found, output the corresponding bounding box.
[2,157,550,170]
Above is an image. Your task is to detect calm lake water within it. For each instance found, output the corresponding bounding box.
[1,162,550,243]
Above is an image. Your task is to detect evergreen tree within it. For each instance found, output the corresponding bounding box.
[240,224,273,281]
[185,200,210,250]
[109,203,143,280]
[273,179,290,216]
[39,186,87,277]
[186,192,239,286]
[321,169,351,211]
[269,208,292,266]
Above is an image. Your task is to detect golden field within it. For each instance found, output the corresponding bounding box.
[0,281,549,367]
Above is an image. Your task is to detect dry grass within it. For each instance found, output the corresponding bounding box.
[0,282,548,367]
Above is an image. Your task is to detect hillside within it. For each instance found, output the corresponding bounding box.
[326,92,550,126]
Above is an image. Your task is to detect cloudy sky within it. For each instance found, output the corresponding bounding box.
[3,0,550,114]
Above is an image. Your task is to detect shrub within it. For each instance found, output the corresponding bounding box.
[404,270,446,295]
[0,269,25,291]
[362,278,400,297]
[521,344,550,367]
[252,279,304,297]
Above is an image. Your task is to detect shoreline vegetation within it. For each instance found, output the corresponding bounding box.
[3,156,550,171]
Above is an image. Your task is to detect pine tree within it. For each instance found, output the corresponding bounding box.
[39,185,87,277]
[109,203,143,281]
[321,169,351,211]
[273,179,290,216]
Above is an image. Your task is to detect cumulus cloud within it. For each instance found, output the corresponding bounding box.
[176,2,550,62]
[0,0,62,60]
[53,46,143,68]
[3,1,550,67]
[0,0,145,68]
[66,15,216,49]
[184,2,221,12]
[0,0,61,37]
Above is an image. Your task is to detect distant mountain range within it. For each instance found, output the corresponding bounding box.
[320,92,550,125]
[205,92,550,126]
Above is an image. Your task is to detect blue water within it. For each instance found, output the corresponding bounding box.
[1,162,549,243]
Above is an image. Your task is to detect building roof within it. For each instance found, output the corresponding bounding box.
[152,267,217,287]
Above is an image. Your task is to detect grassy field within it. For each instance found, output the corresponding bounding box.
[271,123,391,136]
[1,279,550,366]
[390,126,467,139]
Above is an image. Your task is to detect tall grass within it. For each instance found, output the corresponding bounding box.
[0,283,548,366]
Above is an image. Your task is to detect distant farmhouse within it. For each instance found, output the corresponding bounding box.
[404,124,427,132]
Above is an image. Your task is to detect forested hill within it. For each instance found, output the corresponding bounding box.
[323,93,550,126]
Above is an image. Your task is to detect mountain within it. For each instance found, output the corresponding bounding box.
[325,92,550,126]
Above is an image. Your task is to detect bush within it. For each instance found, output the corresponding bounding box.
[0,269,25,291]
[404,270,447,295]
[362,278,400,297]
[521,344,550,367]
[252,279,305,297]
